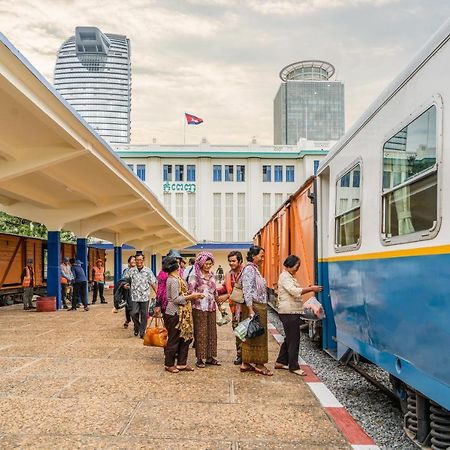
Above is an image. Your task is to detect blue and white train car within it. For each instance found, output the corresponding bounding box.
[317,19,450,448]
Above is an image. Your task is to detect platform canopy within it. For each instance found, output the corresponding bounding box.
[0,33,195,253]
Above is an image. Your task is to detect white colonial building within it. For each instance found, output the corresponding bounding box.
[115,139,331,248]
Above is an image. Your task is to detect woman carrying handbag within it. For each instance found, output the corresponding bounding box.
[162,256,204,373]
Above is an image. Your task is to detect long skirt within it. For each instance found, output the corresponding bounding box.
[192,309,217,360]
[241,303,268,365]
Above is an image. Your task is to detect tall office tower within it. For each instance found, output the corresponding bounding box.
[274,60,344,145]
[54,26,131,144]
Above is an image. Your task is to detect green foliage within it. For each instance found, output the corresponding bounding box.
[0,213,77,243]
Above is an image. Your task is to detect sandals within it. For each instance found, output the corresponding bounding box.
[205,358,221,366]
[177,365,195,371]
[290,369,306,376]
[164,366,179,373]
[196,360,206,368]
[254,366,273,377]
[274,363,289,370]
[240,364,255,373]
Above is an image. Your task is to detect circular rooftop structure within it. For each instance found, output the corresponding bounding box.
[279,60,335,81]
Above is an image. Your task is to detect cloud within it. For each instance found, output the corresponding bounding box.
[0,0,449,145]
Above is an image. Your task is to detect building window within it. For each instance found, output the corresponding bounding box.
[236,165,245,182]
[163,193,171,213]
[313,160,320,175]
[382,105,437,241]
[187,193,196,235]
[175,164,184,182]
[263,193,271,223]
[213,165,222,182]
[136,164,146,181]
[163,164,172,182]
[286,165,295,182]
[187,165,196,182]
[175,193,184,225]
[127,163,134,172]
[237,193,246,241]
[263,165,272,182]
[224,165,234,182]
[225,193,233,241]
[275,193,283,208]
[213,193,221,241]
[335,164,361,249]
[274,165,283,182]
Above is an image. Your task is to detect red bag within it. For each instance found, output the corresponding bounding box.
[143,317,168,347]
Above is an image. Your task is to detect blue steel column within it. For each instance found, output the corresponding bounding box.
[114,246,122,286]
[151,254,157,275]
[47,231,61,309]
[76,238,89,303]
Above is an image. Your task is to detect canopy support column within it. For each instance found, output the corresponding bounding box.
[151,254,157,275]
[47,231,61,309]
[76,237,89,303]
[114,246,122,286]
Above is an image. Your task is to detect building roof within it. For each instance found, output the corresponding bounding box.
[0,32,195,253]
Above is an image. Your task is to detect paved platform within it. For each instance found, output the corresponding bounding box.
[0,294,349,449]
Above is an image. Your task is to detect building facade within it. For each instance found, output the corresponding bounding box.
[54,26,131,145]
[274,60,344,145]
[115,141,330,245]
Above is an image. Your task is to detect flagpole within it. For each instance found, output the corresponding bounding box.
[183,115,186,144]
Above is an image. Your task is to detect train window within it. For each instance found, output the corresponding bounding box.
[382,106,437,241]
[335,163,361,249]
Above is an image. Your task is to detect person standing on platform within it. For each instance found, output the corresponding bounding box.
[121,255,136,328]
[188,251,220,368]
[217,251,244,365]
[216,265,224,284]
[155,249,183,316]
[70,259,89,311]
[275,255,323,376]
[240,245,272,376]
[92,259,107,304]
[21,258,35,310]
[162,256,204,373]
[183,257,196,283]
[60,257,73,309]
[128,254,157,338]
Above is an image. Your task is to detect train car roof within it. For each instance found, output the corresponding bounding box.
[317,17,450,174]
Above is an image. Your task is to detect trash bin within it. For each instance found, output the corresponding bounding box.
[36,296,56,312]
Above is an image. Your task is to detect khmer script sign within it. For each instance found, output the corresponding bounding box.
[163,182,197,193]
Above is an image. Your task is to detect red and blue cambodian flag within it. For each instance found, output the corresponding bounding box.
[185,112,203,125]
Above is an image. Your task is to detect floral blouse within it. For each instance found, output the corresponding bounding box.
[187,271,218,312]
[241,263,267,307]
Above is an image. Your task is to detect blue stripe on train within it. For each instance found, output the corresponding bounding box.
[319,253,450,410]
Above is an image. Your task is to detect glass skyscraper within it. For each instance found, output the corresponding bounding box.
[274,60,344,145]
[54,27,131,144]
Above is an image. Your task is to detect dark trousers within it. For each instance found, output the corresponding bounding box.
[72,281,88,308]
[163,313,192,367]
[131,301,149,336]
[61,284,68,306]
[93,282,105,303]
[276,314,301,371]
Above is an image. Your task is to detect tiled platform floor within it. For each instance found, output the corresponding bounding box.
[0,293,349,449]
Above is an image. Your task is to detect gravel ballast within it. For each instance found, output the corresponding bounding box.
[268,309,417,450]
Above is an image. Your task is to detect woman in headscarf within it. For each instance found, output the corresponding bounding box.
[188,251,220,368]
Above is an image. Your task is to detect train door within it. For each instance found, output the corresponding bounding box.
[317,167,337,354]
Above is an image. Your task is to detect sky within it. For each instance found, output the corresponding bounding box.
[0,0,449,145]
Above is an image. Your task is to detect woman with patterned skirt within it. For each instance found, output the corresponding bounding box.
[240,245,273,376]
[162,257,203,373]
[187,252,220,368]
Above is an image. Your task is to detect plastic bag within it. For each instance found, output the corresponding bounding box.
[147,298,156,318]
[234,317,251,342]
[216,306,231,326]
[301,297,325,320]
[143,317,168,347]
[246,314,265,339]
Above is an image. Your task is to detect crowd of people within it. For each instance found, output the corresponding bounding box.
[21,245,323,376]
[115,245,323,376]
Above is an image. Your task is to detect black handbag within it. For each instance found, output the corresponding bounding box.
[246,314,265,339]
